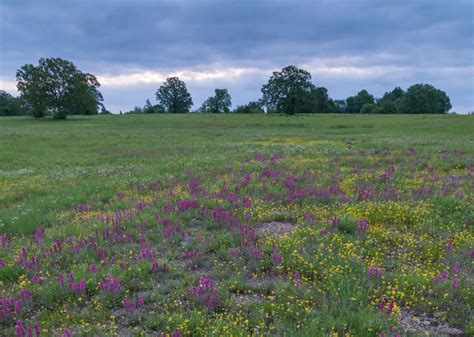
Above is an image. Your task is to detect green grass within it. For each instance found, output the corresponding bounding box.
[0,113,473,336]
[1,114,471,234]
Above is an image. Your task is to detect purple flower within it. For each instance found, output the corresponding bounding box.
[452,261,461,274]
[452,278,459,290]
[387,299,394,314]
[284,176,295,190]
[15,320,24,337]
[100,274,121,294]
[368,265,384,279]
[177,199,199,212]
[379,299,386,311]
[293,272,302,289]
[442,269,448,280]
[272,244,282,265]
[20,289,30,300]
[446,241,453,253]
[33,322,40,337]
[14,299,21,313]
[356,218,369,235]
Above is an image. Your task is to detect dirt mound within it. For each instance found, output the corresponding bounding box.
[256,221,296,236]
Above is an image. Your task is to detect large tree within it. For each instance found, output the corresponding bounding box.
[16,57,103,119]
[200,89,232,113]
[155,77,193,113]
[261,65,315,115]
[400,84,451,114]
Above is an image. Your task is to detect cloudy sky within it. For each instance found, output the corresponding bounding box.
[1,0,473,113]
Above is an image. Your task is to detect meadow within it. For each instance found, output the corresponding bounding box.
[0,114,473,336]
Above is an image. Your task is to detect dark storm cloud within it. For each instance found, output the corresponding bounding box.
[1,0,473,112]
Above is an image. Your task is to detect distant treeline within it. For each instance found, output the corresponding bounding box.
[1,58,455,118]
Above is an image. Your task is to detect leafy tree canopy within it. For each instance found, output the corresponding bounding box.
[345,89,375,113]
[144,99,165,114]
[201,89,232,113]
[379,87,405,104]
[234,100,264,114]
[155,77,193,113]
[261,65,315,115]
[308,87,337,113]
[16,57,103,119]
[400,83,451,114]
[0,90,27,116]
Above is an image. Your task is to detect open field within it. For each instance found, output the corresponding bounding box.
[0,114,473,336]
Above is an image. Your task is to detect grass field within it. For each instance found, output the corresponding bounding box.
[0,114,473,336]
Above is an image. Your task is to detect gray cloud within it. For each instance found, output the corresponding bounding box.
[1,0,472,113]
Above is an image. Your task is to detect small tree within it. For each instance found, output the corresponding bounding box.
[334,99,347,113]
[201,89,232,113]
[234,100,264,114]
[261,65,315,115]
[0,91,26,116]
[16,57,103,119]
[155,77,193,113]
[345,90,375,113]
[360,103,376,114]
[99,106,112,115]
[143,99,165,113]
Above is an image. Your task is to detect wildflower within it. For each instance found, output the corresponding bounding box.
[452,278,458,290]
[33,322,40,336]
[284,176,295,190]
[442,270,448,280]
[15,320,24,337]
[356,218,369,235]
[293,272,302,289]
[446,241,453,253]
[379,299,386,311]
[151,260,159,272]
[14,299,21,313]
[387,299,395,314]
[20,289,30,300]
[368,265,384,279]
[100,274,121,294]
[452,261,461,274]
[272,245,282,265]
[177,199,199,212]
[58,328,72,337]
[186,276,220,309]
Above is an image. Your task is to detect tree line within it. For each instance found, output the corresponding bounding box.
[1,58,453,118]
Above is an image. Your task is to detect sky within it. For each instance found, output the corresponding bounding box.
[0,0,473,113]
